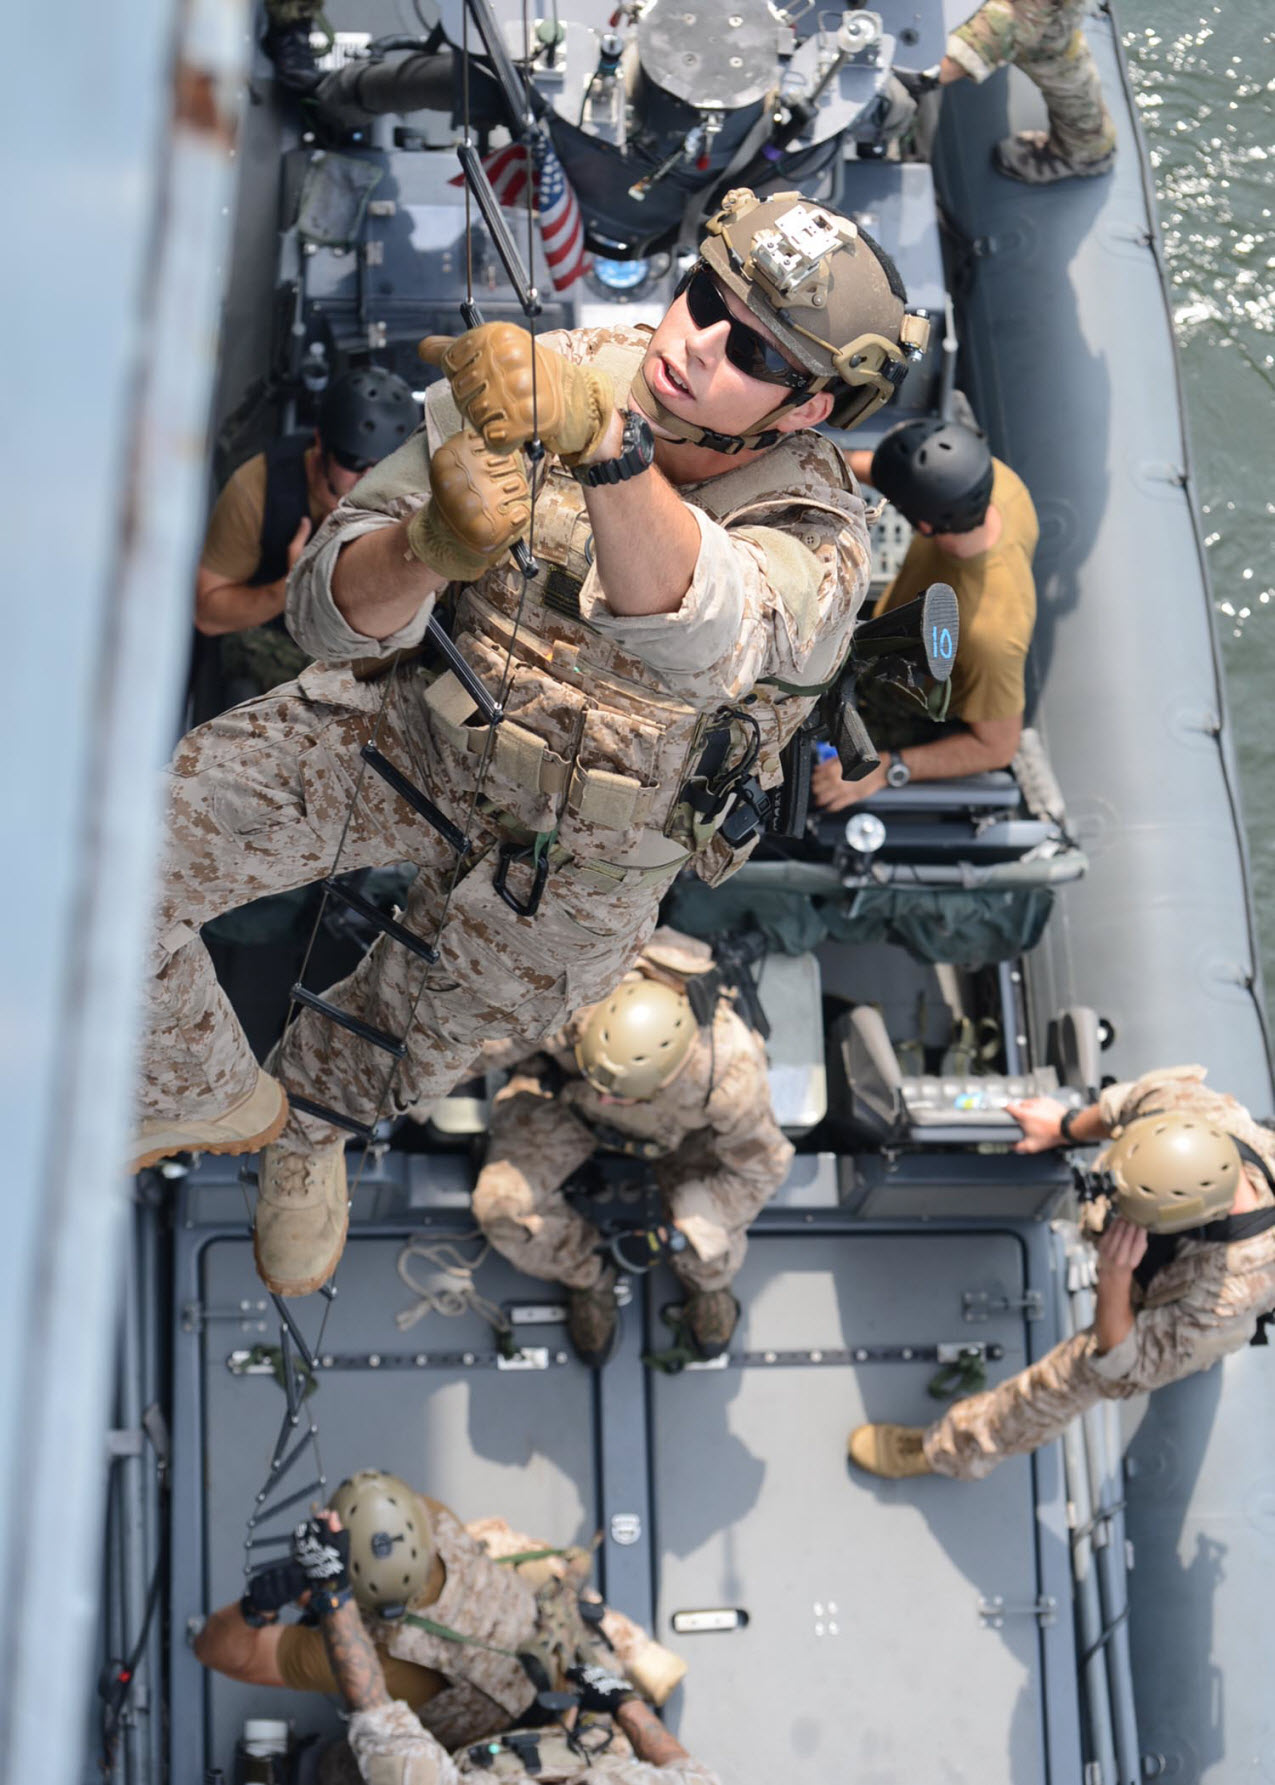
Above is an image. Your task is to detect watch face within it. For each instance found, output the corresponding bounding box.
[627,410,656,467]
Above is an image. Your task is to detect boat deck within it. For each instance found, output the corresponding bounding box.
[170,1152,1084,1783]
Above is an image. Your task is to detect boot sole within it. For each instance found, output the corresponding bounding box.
[131,1089,290,1173]
[253,1201,350,1300]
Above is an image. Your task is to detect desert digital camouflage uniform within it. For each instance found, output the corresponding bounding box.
[138,326,870,1153]
[281,1504,671,1749]
[946,0,1117,166]
[473,929,794,1294]
[925,1066,1275,1480]
[348,1698,721,1785]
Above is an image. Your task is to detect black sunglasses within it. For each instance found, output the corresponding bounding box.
[676,263,813,391]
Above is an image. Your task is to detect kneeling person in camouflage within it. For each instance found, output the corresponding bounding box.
[134,188,924,1301]
[938,0,1117,185]
[473,930,793,1365]
[849,1065,1275,1480]
[196,1469,684,1749]
[293,1510,719,1785]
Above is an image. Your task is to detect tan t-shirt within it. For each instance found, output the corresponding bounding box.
[874,457,1038,723]
[275,1493,449,1710]
[200,447,326,583]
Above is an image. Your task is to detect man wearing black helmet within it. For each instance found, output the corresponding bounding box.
[814,417,1038,811]
[196,368,420,697]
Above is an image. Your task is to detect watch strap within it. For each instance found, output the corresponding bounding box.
[1059,1106,1081,1144]
[574,410,653,486]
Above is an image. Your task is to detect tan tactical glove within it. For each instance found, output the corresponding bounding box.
[419,322,615,465]
[404,427,531,580]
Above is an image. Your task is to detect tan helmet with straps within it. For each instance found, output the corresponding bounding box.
[631,187,930,454]
[329,1470,436,1617]
[575,977,698,1102]
[1103,1112,1242,1233]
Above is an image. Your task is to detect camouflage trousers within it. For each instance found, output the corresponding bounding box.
[139,670,663,1153]
[924,1329,1130,1480]
[473,1090,747,1294]
[950,0,1117,165]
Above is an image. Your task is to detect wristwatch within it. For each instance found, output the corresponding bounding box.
[885,753,911,788]
[574,409,656,486]
[1059,1106,1082,1144]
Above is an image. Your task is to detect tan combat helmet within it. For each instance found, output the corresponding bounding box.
[329,1470,435,1617]
[1103,1113,1241,1233]
[575,979,698,1101]
[632,187,930,452]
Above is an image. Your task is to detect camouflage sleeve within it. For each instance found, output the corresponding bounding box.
[1097,1065,1213,1132]
[947,0,1022,81]
[346,1698,460,1785]
[576,503,869,704]
[1087,1295,1257,1391]
[286,426,438,663]
[666,1017,793,1257]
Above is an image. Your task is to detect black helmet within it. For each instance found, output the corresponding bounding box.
[869,418,994,534]
[318,367,420,471]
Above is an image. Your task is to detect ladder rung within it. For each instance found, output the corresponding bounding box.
[289,984,406,1058]
[285,1094,375,1142]
[425,615,503,726]
[272,1295,318,1373]
[259,1425,319,1497]
[323,877,439,962]
[249,1479,326,1527]
[361,746,471,858]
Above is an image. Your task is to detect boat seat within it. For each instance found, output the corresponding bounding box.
[809,730,1087,889]
[421,951,826,1141]
[829,1004,1074,1147]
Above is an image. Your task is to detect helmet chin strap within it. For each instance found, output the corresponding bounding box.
[629,365,812,457]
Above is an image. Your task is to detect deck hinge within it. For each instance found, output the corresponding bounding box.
[978,1593,1056,1629]
[963,1288,1044,1322]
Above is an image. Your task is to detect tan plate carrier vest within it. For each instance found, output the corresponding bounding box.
[416,334,861,885]
[370,1508,613,1750]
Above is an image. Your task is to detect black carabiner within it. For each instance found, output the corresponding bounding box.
[493,838,550,917]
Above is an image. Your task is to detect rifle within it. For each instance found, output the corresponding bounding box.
[828,579,960,782]
[771,581,958,837]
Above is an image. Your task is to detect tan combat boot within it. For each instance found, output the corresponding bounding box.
[993,131,1115,186]
[567,1267,620,1368]
[131,1068,289,1172]
[683,1289,740,1360]
[847,1423,934,1479]
[253,1143,349,1298]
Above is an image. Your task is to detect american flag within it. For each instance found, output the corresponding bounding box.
[451,132,589,293]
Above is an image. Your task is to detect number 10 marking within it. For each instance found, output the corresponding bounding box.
[932,625,954,661]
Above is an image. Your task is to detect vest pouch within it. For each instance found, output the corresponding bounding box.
[691,827,762,888]
[555,706,668,858]
[420,632,585,835]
